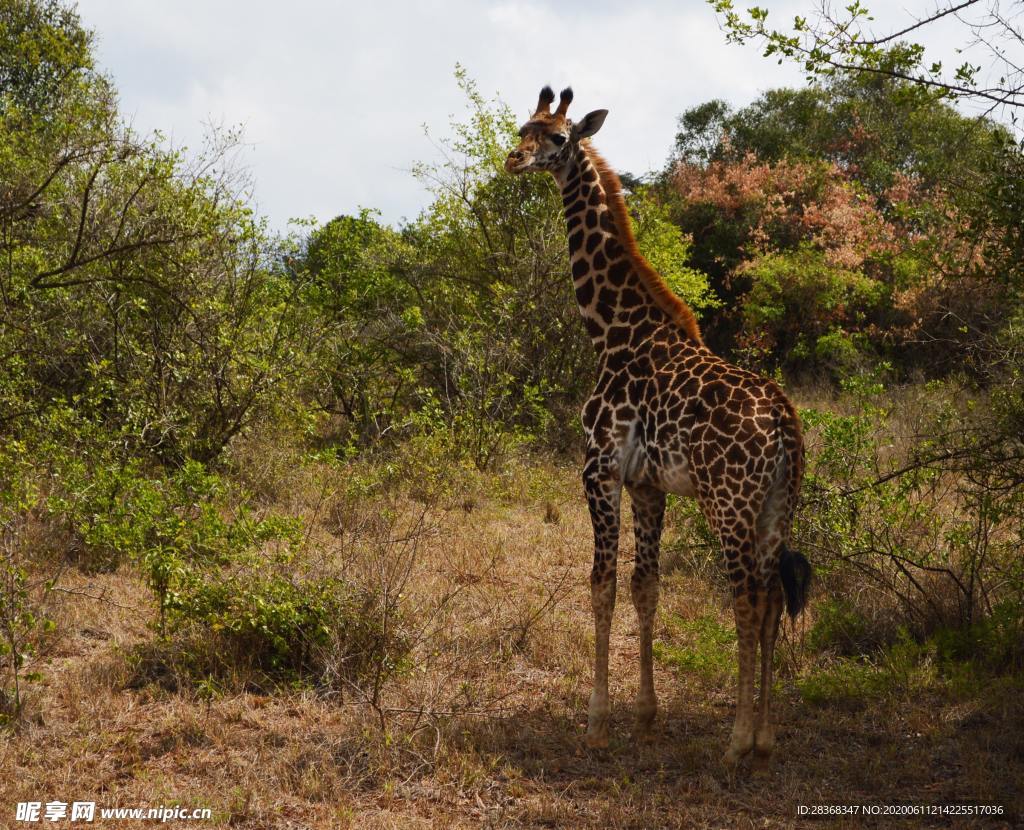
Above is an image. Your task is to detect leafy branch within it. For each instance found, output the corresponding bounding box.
[710,0,1024,114]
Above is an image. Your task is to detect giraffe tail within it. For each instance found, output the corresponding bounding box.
[779,544,811,619]
[774,395,810,619]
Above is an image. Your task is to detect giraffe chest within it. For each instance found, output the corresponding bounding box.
[621,423,697,497]
[583,394,697,497]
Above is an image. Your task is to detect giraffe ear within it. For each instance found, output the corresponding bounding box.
[575,109,608,138]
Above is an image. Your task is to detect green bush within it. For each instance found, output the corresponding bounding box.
[799,628,937,706]
[798,658,895,706]
[654,612,736,680]
[166,571,407,688]
[740,245,886,371]
[629,187,720,315]
[932,601,1024,675]
[0,553,53,725]
[661,494,720,578]
[808,597,894,656]
[0,440,55,725]
[799,613,1024,707]
[1,2,315,468]
[797,368,1024,666]
[39,428,410,691]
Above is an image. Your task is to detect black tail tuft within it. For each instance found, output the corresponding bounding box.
[779,545,812,619]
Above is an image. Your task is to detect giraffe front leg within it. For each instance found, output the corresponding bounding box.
[587,566,615,748]
[628,485,665,740]
[584,466,621,749]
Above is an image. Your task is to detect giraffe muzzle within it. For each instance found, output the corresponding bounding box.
[505,150,530,173]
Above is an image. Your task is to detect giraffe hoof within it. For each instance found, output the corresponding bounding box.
[753,731,775,759]
[586,694,609,748]
[723,736,754,766]
[633,702,656,739]
[632,723,656,744]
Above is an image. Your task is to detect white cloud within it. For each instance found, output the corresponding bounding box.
[74,0,985,230]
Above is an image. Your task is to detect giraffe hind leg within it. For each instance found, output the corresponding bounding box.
[628,484,665,739]
[725,584,763,764]
[754,580,784,758]
[722,525,765,765]
[753,476,795,759]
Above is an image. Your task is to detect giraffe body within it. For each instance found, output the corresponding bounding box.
[506,87,811,764]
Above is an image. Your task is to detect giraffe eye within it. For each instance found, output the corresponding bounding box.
[550,134,566,146]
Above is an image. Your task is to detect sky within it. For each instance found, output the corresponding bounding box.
[73,0,980,231]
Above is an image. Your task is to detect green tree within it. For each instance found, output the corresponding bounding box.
[663,68,1018,373]
[299,68,718,460]
[1,0,316,464]
[710,0,1024,115]
[0,0,93,115]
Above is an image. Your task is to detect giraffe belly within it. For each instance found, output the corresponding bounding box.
[657,459,697,498]
[618,427,697,497]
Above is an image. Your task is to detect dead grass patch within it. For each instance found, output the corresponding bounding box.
[2,457,1021,828]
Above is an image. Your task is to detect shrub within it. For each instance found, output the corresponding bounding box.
[654,612,736,680]
[796,370,1024,645]
[164,571,407,689]
[0,441,56,725]
[799,613,1023,708]
[1,2,317,469]
[0,531,52,724]
[629,187,720,315]
[40,427,412,693]
[797,641,934,707]
[931,601,1024,675]
[661,494,720,579]
[808,597,896,656]
[740,245,887,371]
[667,76,1019,375]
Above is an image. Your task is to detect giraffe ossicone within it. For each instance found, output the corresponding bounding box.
[506,85,812,763]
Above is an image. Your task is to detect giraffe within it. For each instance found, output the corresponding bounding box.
[505,86,812,763]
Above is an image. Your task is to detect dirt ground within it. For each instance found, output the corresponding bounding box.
[2,474,1021,829]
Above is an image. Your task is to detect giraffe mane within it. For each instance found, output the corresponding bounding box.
[582,143,703,346]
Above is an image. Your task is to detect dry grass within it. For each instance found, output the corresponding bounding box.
[1,459,1021,829]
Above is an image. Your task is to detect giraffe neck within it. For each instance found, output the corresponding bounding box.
[555,145,699,355]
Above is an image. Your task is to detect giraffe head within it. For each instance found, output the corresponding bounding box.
[505,86,608,175]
